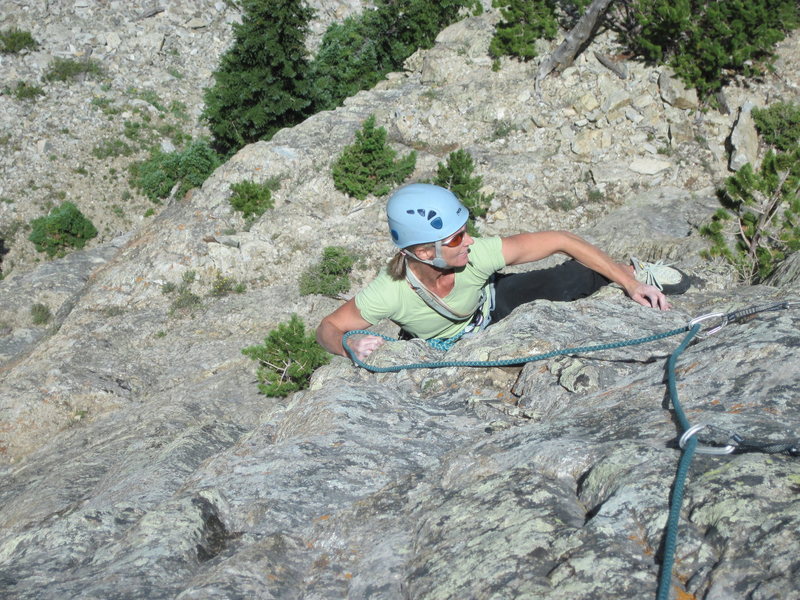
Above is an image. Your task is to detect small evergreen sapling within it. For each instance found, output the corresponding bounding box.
[299,246,357,297]
[28,201,98,257]
[332,115,416,200]
[229,178,280,222]
[242,314,330,397]
[433,149,493,236]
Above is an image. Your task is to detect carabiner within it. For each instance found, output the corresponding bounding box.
[688,312,728,339]
[678,423,736,455]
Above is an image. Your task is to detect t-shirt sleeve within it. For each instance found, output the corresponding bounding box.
[467,236,506,276]
[354,270,399,326]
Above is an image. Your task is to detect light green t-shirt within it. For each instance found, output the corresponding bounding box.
[355,236,506,340]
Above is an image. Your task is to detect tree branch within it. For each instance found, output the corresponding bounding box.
[536,0,615,89]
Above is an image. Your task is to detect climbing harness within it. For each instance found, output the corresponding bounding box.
[343,299,799,600]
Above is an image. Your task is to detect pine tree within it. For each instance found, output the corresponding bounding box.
[433,149,493,235]
[202,0,315,157]
[310,0,478,113]
[28,202,98,257]
[331,115,417,200]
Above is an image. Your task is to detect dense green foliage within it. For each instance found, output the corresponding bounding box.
[203,0,480,155]
[44,57,103,82]
[299,246,357,297]
[622,0,798,98]
[752,102,800,153]
[202,0,315,156]
[489,0,558,61]
[130,140,221,201]
[487,0,798,99]
[700,102,800,283]
[28,202,98,257]
[332,115,416,200]
[0,28,38,54]
[308,18,382,113]
[432,149,493,236]
[242,314,330,396]
[311,0,480,112]
[229,178,280,221]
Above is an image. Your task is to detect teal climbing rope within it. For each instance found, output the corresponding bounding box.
[656,323,701,600]
[342,326,690,372]
[342,301,798,600]
[655,301,800,599]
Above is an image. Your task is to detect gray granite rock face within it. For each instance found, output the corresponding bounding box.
[1,286,798,599]
[1,5,799,600]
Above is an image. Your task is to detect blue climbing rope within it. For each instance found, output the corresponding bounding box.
[342,326,690,372]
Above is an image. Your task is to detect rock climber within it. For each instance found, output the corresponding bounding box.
[317,183,688,361]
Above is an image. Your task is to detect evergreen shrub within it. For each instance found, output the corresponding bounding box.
[201,0,479,156]
[752,102,800,153]
[202,0,314,156]
[229,178,280,221]
[332,115,416,200]
[489,0,559,61]
[299,246,357,297]
[6,81,45,101]
[130,139,221,201]
[311,0,480,112]
[0,28,38,54]
[623,0,799,98]
[28,201,98,257]
[700,102,800,283]
[433,149,493,236]
[242,314,330,397]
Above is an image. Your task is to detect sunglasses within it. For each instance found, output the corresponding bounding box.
[441,227,466,247]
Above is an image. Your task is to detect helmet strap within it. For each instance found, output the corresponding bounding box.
[402,242,448,269]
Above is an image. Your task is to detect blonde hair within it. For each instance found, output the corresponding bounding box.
[388,252,407,280]
[387,242,434,280]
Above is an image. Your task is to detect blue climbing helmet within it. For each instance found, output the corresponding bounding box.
[387,183,469,248]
